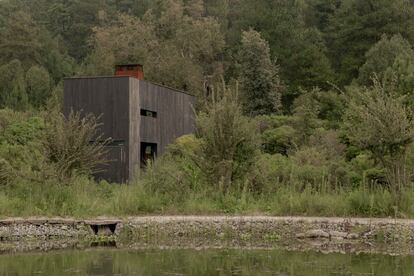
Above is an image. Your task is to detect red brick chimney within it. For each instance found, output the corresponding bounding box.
[115,64,144,79]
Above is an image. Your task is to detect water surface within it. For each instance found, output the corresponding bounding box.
[0,248,413,275]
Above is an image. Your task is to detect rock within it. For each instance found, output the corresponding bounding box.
[296,233,305,239]
[297,230,330,239]
[329,231,347,238]
[346,233,359,240]
[362,230,373,238]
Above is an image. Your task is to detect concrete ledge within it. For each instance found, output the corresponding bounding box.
[118,216,414,255]
[1,216,414,255]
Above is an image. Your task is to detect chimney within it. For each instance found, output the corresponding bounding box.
[115,64,144,79]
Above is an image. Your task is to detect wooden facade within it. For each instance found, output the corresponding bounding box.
[64,76,195,183]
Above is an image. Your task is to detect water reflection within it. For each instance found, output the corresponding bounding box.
[0,248,413,275]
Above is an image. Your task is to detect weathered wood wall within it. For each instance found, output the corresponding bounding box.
[63,77,130,140]
[64,77,130,183]
[128,78,140,180]
[139,80,195,154]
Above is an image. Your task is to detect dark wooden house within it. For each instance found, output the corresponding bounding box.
[63,64,195,183]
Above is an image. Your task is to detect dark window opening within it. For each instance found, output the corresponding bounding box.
[141,142,157,168]
[140,109,157,118]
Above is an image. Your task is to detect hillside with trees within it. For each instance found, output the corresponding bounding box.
[2,0,414,217]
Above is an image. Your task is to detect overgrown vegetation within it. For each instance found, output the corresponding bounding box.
[2,0,414,218]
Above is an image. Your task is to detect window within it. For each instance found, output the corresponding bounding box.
[140,109,157,118]
[140,142,157,168]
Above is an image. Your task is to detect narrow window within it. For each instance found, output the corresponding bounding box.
[140,109,157,118]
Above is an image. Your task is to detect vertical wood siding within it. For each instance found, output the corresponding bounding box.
[138,80,195,157]
[64,77,130,183]
[64,77,130,140]
[128,78,140,179]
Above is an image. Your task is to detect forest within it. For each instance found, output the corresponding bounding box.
[1,0,414,218]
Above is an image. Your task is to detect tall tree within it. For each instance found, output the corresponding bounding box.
[0,10,73,82]
[45,0,114,61]
[196,82,258,191]
[238,30,283,115]
[358,34,414,86]
[185,0,205,18]
[0,11,43,68]
[26,66,52,108]
[344,79,414,195]
[233,0,333,108]
[113,0,153,17]
[0,60,28,110]
[304,0,341,32]
[357,34,414,105]
[86,1,225,96]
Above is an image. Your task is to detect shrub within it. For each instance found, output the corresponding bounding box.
[141,153,204,199]
[196,83,259,192]
[261,125,296,155]
[255,114,295,132]
[343,78,414,194]
[251,153,292,193]
[166,134,202,159]
[42,110,109,181]
[0,111,47,185]
[308,128,346,160]
[1,116,44,145]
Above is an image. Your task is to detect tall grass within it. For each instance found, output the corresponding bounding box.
[1,177,414,218]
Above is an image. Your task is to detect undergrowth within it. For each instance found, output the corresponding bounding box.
[1,177,413,218]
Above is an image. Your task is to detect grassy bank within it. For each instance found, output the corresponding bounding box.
[1,176,413,218]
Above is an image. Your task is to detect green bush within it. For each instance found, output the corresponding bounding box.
[43,110,110,181]
[261,125,296,155]
[141,153,204,200]
[251,153,292,193]
[255,115,295,132]
[196,83,259,191]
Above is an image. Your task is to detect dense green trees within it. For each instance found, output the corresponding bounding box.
[2,0,414,110]
[85,1,225,96]
[326,0,414,85]
[0,5,73,110]
[231,0,334,106]
[358,34,414,86]
[3,0,414,213]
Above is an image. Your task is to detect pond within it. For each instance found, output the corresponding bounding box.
[0,248,413,275]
